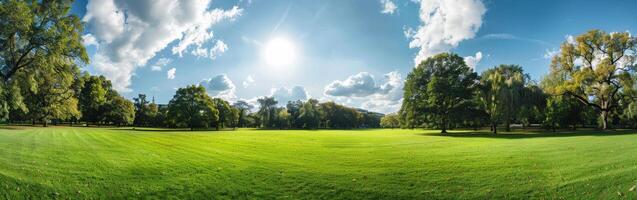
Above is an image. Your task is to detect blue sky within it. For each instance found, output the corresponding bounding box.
[71,0,637,113]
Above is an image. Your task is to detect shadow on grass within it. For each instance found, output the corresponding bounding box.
[421,129,637,139]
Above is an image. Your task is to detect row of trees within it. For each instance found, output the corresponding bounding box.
[151,87,382,130]
[395,30,637,133]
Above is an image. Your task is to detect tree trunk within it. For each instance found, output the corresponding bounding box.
[492,123,497,134]
[505,119,511,132]
[601,110,609,130]
[440,117,447,134]
[43,120,48,127]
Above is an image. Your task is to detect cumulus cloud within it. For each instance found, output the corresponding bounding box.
[82,0,242,92]
[270,86,309,106]
[82,34,98,47]
[151,57,171,71]
[167,68,176,80]
[242,75,255,88]
[380,0,397,15]
[323,71,404,114]
[200,74,236,100]
[324,72,399,97]
[407,0,486,65]
[464,51,483,70]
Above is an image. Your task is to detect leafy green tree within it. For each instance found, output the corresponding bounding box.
[257,96,278,128]
[0,0,88,119]
[16,60,81,126]
[212,98,232,130]
[277,108,290,129]
[380,113,400,128]
[167,85,219,131]
[79,75,107,125]
[104,96,135,126]
[133,94,151,127]
[546,30,637,129]
[400,53,478,134]
[299,99,320,129]
[478,65,527,133]
[286,100,303,128]
[232,100,253,128]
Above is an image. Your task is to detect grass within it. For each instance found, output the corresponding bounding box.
[0,127,636,199]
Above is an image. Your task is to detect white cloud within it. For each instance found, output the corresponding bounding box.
[380,0,398,15]
[151,57,171,71]
[167,68,176,80]
[407,0,486,65]
[324,72,399,97]
[82,34,98,47]
[323,71,404,114]
[209,40,228,59]
[242,74,255,88]
[464,51,483,70]
[82,0,242,92]
[270,86,309,106]
[200,74,236,100]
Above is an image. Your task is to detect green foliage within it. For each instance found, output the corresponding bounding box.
[380,113,400,128]
[257,96,278,128]
[478,65,528,133]
[546,30,637,129]
[167,85,219,130]
[212,98,232,130]
[299,99,320,129]
[400,53,478,133]
[104,96,135,126]
[0,0,88,120]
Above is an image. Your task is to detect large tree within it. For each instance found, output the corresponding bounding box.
[400,53,478,134]
[478,65,528,133]
[299,99,320,129]
[78,75,107,125]
[167,85,219,131]
[257,96,278,128]
[16,59,81,126]
[0,0,88,119]
[212,98,232,130]
[232,100,253,128]
[546,30,636,130]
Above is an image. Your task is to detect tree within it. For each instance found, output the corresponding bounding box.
[380,113,400,129]
[400,53,478,134]
[257,96,278,128]
[299,99,320,129]
[133,94,151,127]
[286,100,303,128]
[104,96,135,126]
[277,108,290,129]
[478,65,527,133]
[167,85,219,131]
[232,100,253,128]
[16,60,81,126]
[546,30,637,130]
[78,75,107,125]
[212,98,231,130]
[0,0,88,119]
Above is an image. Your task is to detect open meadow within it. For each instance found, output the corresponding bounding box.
[1,127,636,199]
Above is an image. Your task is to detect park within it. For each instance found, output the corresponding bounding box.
[2,0,637,199]
[1,127,637,199]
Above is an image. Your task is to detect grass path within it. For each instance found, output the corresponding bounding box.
[0,127,636,199]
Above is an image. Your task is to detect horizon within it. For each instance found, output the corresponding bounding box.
[71,0,637,113]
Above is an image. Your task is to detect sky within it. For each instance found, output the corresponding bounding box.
[70,0,637,113]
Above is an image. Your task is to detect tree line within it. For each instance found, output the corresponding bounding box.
[391,30,637,133]
[131,87,382,130]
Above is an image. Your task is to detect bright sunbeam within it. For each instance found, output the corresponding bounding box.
[263,37,296,67]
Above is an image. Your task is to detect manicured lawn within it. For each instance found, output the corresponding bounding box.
[0,126,636,199]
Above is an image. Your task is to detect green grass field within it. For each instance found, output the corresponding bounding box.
[1,127,636,199]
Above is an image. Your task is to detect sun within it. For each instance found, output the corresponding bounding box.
[263,37,296,67]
